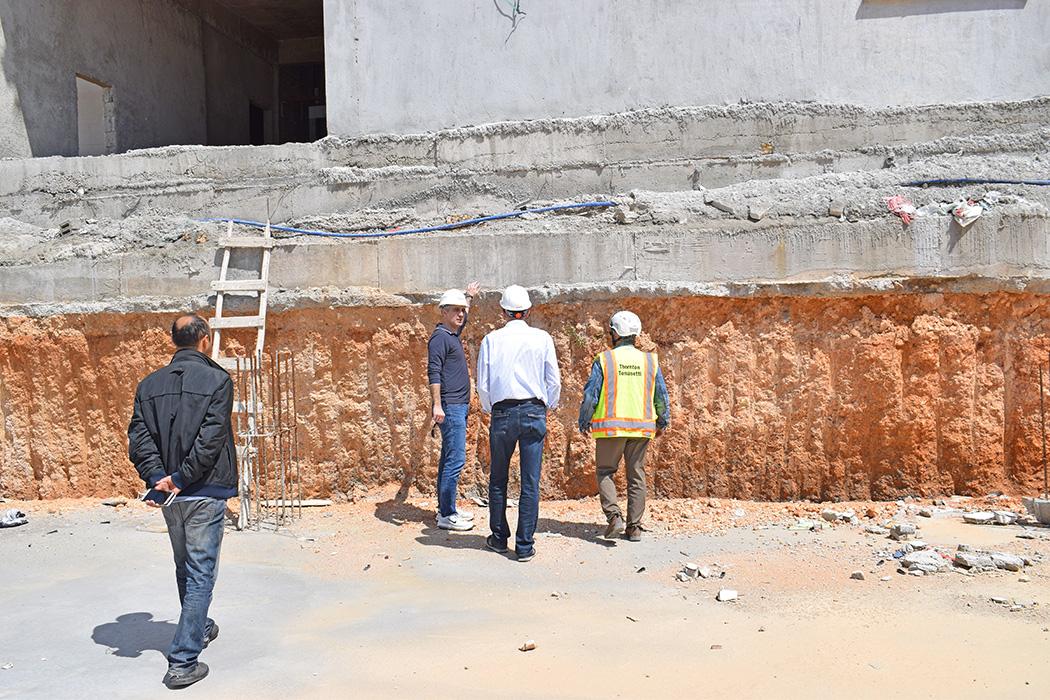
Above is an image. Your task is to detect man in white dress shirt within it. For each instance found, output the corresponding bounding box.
[476,285,561,562]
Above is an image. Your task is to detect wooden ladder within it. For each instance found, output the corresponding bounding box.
[210,220,274,530]
[210,220,274,370]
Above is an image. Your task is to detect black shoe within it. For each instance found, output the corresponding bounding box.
[485,535,509,554]
[516,550,535,562]
[163,662,209,689]
[203,622,219,649]
[624,526,642,542]
[604,515,626,540]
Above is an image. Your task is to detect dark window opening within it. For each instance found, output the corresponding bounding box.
[278,62,327,144]
[249,102,265,145]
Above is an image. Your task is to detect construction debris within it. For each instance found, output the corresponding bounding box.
[0,509,27,528]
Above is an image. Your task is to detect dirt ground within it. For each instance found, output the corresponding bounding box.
[1,491,1047,699]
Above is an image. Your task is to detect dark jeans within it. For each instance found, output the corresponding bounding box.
[488,401,547,556]
[163,498,226,671]
[437,402,469,517]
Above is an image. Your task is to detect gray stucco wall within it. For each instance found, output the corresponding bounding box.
[203,24,278,147]
[0,0,207,158]
[0,0,279,158]
[324,0,1050,135]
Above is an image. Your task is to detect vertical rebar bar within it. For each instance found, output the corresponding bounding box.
[1044,353,1049,499]
[292,353,302,519]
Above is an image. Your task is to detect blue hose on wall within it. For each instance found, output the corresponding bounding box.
[902,177,1050,187]
[199,201,617,239]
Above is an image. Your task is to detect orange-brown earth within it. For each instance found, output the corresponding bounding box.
[2,291,1049,501]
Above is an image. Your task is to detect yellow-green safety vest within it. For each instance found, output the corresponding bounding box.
[591,345,659,439]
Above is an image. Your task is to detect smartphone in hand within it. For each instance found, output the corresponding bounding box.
[141,488,176,507]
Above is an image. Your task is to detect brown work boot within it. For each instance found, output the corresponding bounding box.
[624,526,642,542]
[604,514,626,540]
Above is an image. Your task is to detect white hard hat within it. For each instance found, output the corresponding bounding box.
[438,289,468,308]
[499,285,532,312]
[610,310,642,336]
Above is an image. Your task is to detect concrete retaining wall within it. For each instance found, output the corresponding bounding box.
[324,0,1050,135]
[0,97,1046,227]
[2,210,1048,311]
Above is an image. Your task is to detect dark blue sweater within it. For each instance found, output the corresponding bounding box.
[427,317,470,404]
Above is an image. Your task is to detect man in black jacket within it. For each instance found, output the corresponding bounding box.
[128,314,237,689]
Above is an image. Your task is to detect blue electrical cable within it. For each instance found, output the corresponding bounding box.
[199,200,617,239]
[902,177,1050,187]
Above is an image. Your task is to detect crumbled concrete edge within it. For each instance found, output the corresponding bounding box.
[4,276,1049,319]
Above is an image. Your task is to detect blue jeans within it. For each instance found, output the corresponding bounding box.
[488,401,547,556]
[162,497,225,671]
[437,402,469,518]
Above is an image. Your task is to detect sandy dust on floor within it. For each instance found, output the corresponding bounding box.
[1,491,1047,699]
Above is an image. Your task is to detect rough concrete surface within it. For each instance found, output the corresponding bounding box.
[0,97,1046,227]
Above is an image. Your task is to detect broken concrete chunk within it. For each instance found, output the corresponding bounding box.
[889,523,916,540]
[704,194,739,217]
[989,552,1025,572]
[101,498,127,507]
[954,551,996,570]
[716,589,738,602]
[829,201,846,219]
[963,511,995,525]
[901,550,948,574]
[918,508,933,518]
[992,511,1018,526]
[850,571,865,580]
[747,205,768,222]
[864,525,889,536]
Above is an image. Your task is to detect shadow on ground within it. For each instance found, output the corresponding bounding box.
[91,612,174,658]
[375,498,616,549]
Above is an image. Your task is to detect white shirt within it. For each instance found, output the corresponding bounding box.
[477,320,561,413]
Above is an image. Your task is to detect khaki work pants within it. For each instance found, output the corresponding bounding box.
[595,436,650,528]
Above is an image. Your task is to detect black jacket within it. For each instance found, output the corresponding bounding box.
[128,349,237,499]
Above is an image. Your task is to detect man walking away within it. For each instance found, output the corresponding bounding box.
[428,281,480,531]
[128,314,237,689]
[578,311,669,542]
[476,285,561,562]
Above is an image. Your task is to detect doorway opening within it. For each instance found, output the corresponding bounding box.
[76,75,114,156]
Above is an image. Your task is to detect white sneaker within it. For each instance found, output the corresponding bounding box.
[434,509,474,522]
[437,514,474,531]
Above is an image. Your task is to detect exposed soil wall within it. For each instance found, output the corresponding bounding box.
[2,291,1049,501]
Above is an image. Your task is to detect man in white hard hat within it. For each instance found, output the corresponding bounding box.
[578,311,669,542]
[476,285,561,562]
[427,281,480,531]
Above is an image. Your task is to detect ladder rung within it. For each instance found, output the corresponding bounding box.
[211,279,267,292]
[210,315,265,329]
[232,400,263,413]
[221,237,275,249]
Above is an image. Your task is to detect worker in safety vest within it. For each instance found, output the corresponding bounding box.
[578,311,669,541]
